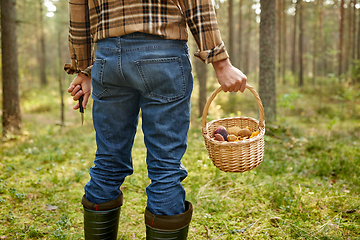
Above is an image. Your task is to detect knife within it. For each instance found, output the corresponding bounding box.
[79,91,84,125]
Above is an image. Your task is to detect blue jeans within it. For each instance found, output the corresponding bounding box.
[85,33,193,216]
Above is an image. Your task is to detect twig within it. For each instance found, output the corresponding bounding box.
[275,217,321,240]
[196,179,214,198]
[204,225,212,240]
[316,212,342,233]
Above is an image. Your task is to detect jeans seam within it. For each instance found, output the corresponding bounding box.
[117,42,129,87]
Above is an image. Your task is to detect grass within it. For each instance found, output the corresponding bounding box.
[1,77,360,239]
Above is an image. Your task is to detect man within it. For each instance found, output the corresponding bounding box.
[65,0,247,239]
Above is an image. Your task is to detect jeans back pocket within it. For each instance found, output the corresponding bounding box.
[92,58,108,99]
[135,57,186,102]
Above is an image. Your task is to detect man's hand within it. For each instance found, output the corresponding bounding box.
[68,72,91,110]
[212,58,247,92]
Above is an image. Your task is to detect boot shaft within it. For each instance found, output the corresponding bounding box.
[84,207,120,240]
[82,194,123,240]
[145,201,193,240]
[146,225,189,239]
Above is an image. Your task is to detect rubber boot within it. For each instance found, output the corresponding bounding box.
[82,194,123,240]
[145,201,193,240]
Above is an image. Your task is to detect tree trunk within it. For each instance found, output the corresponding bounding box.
[298,0,304,87]
[338,0,345,79]
[228,0,234,61]
[1,0,22,137]
[345,2,353,78]
[238,0,243,70]
[312,0,320,85]
[291,0,298,76]
[39,0,47,86]
[353,0,358,85]
[192,39,208,118]
[58,31,65,127]
[352,0,357,60]
[358,2,360,61]
[277,0,282,82]
[281,0,286,84]
[244,26,251,74]
[244,3,252,75]
[319,0,325,77]
[357,1,360,83]
[194,60,208,118]
[259,0,276,123]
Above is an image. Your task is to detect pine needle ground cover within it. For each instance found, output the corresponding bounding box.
[1,80,359,239]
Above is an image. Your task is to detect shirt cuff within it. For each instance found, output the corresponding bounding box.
[81,66,92,77]
[194,42,229,64]
[64,62,93,77]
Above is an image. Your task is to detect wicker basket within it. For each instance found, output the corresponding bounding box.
[201,84,265,173]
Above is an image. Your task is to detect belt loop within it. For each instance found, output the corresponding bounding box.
[117,36,121,47]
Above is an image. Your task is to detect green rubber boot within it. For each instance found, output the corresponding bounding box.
[145,201,193,240]
[82,194,123,240]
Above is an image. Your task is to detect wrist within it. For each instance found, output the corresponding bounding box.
[78,72,91,81]
[212,58,231,70]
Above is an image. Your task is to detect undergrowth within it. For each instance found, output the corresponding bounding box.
[0,78,359,239]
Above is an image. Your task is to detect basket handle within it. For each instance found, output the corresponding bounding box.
[201,84,265,129]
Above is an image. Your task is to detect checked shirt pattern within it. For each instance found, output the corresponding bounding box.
[65,0,229,75]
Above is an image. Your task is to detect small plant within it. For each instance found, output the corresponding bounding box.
[74,170,86,182]
[27,226,45,239]
[277,91,303,110]
[56,215,71,229]
[52,227,67,240]
[9,187,26,201]
[351,59,360,84]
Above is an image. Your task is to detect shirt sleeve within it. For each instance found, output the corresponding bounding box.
[177,0,229,64]
[64,0,93,76]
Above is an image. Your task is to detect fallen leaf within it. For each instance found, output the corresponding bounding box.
[343,209,356,214]
[46,204,58,211]
[270,217,282,227]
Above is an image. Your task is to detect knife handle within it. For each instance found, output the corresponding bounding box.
[79,94,84,113]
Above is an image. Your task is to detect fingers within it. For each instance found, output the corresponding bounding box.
[68,73,92,110]
[231,80,243,92]
[68,85,82,98]
[213,60,247,93]
[233,85,240,93]
[82,92,91,109]
[222,76,247,93]
[70,88,91,108]
[67,84,75,93]
[72,91,90,110]
[233,70,247,93]
[239,82,246,93]
[72,89,83,101]
[73,102,80,110]
[239,76,247,93]
[68,82,83,101]
[67,74,82,94]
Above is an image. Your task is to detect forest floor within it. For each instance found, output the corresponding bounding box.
[1,76,360,239]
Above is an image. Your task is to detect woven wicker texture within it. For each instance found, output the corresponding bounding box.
[202,84,266,172]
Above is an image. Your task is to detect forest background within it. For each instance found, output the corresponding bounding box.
[1,0,360,239]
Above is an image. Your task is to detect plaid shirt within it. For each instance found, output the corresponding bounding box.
[64,0,229,75]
